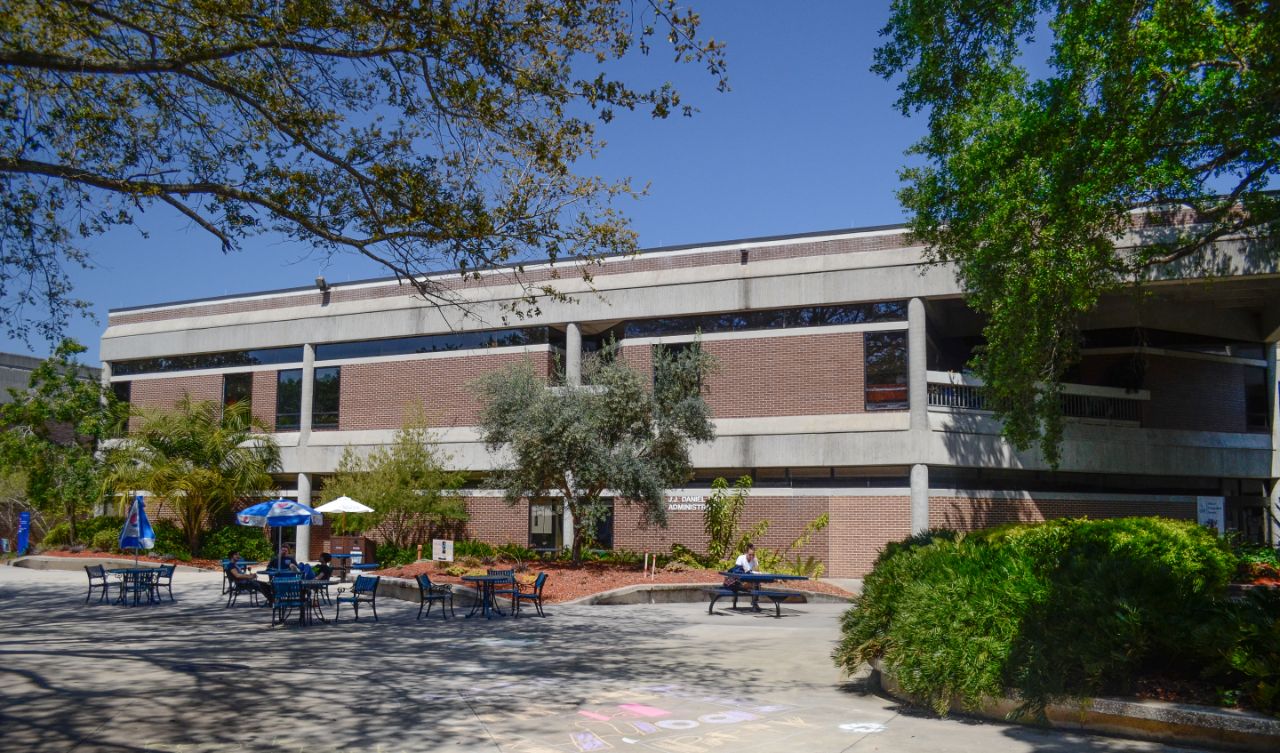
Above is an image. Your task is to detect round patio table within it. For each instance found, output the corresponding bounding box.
[107,567,161,606]
[461,574,513,619]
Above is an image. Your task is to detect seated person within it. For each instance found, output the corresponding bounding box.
[311,552,335,581]
[226,552,274,604]
[735,543,759,574]
[268,543,299,572]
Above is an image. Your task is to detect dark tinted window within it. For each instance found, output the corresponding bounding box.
[315,328,553,361]
[275,370,302,431]
[111,381,131,404]
[112,347,303,376]
[223,373,252,409]
[623,301,906,339]
[865,332,909,410]
[1245,366,1269,431]
[312,367,341,430]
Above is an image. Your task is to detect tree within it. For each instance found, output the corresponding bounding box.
[475,342,716,561]
[0,339,126,543]
[876,0,1279,464]
[107,396,280,551]
[0,0,727,344]
[321,415,467,549]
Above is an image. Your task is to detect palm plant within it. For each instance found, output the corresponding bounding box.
[107,397,280,552]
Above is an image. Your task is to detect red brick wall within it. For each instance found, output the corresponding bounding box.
[252,372,279,430]
[463,496,533,546]
[829,495,913,578]
[337,352,555,430]
[623,333,869,418]
[929,496,1197,531]
[128,375,222,429]
[613,496,828,561]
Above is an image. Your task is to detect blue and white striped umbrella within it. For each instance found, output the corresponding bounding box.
[236,499,323,527]
[119,495,156,551]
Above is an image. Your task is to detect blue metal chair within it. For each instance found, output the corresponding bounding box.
[224,566,261,608]
[84,565,110,604]
[514,572,549,618]
[335,575,380,622]
[271,577,306,626]
[415,573,455,620]
[151,564,176,602]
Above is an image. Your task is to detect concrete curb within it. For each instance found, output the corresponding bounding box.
[372,576,852,609]
[563,581,854,606]
[869,659,1280,753]
[11,555,207,574]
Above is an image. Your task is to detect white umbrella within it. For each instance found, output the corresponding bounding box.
[314,496,374,514]
[315,496,375,537]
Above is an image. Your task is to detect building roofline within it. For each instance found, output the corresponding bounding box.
[108,223,910,315]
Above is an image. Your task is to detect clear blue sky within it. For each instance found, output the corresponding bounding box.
[4,1,925,365]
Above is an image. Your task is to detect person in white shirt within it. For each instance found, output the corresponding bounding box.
[734,543,758,573]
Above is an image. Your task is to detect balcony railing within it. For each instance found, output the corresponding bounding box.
[927,371,1148,424]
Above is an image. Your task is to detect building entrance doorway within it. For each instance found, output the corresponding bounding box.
[529,503,563,550]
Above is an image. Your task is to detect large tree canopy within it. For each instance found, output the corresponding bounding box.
[0,0,726,342]
[877,0,1279,463]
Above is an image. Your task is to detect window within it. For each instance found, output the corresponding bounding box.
[111,381,131,405]
[112,346,303,376]
[529,504,563,550]
[223,373,252,410]
[1245,366,1269,431]
[865,331,909,410]
[623,301,906,339]
[275,369,302,430]
[312,367,341,430]
[315,327,554,361]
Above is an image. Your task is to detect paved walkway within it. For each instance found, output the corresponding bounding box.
[0,565,1212,753]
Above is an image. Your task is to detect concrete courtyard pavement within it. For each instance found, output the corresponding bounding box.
[1,565,1212,753]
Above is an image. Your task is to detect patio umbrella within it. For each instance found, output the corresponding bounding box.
[235,499,323,565]
[314,496,374,533]
[118,494,155,566]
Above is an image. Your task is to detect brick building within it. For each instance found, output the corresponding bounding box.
[100,223,1280,576]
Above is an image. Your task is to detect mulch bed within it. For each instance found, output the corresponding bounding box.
[372,560,856,604]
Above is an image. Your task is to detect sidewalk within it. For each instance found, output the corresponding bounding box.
[1,565,1205,753]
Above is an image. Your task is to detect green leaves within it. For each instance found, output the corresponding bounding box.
[877,0,1280,463]
[1,0,727,344]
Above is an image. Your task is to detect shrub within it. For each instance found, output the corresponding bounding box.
[90,529,119,553]
[495,542,539,562]
[41,522,72,547]
[835,517,1241,717]
[151,521,192,561]
[199,525,272,562]
[374,541,418,568]
[454,540,495,559]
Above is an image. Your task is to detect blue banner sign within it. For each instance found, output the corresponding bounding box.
[16,511,31,555]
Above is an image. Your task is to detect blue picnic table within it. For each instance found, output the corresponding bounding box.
[709,572,809,617]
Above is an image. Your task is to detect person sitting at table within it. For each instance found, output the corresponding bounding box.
[226,552,274,604]
[734,543,759,573]
[269,543,299,572]
[311,552,334,581]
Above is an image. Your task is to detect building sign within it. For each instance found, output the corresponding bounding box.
[1196,496,1226,537]
[433,538,454,562]
[16,511,31,556]
[666,495,706,512]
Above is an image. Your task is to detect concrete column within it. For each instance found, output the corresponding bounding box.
[910,463,929,535]
[296,472,312,560]
[566,323,582,387]
[562,501,575,552]
[1269,343,1280,546]
[909,297,928,433]
[299,343,315,444]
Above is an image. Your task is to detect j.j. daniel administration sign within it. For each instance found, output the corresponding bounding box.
[666,495,706,512]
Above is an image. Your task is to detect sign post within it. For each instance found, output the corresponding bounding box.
[16,511,31,556]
